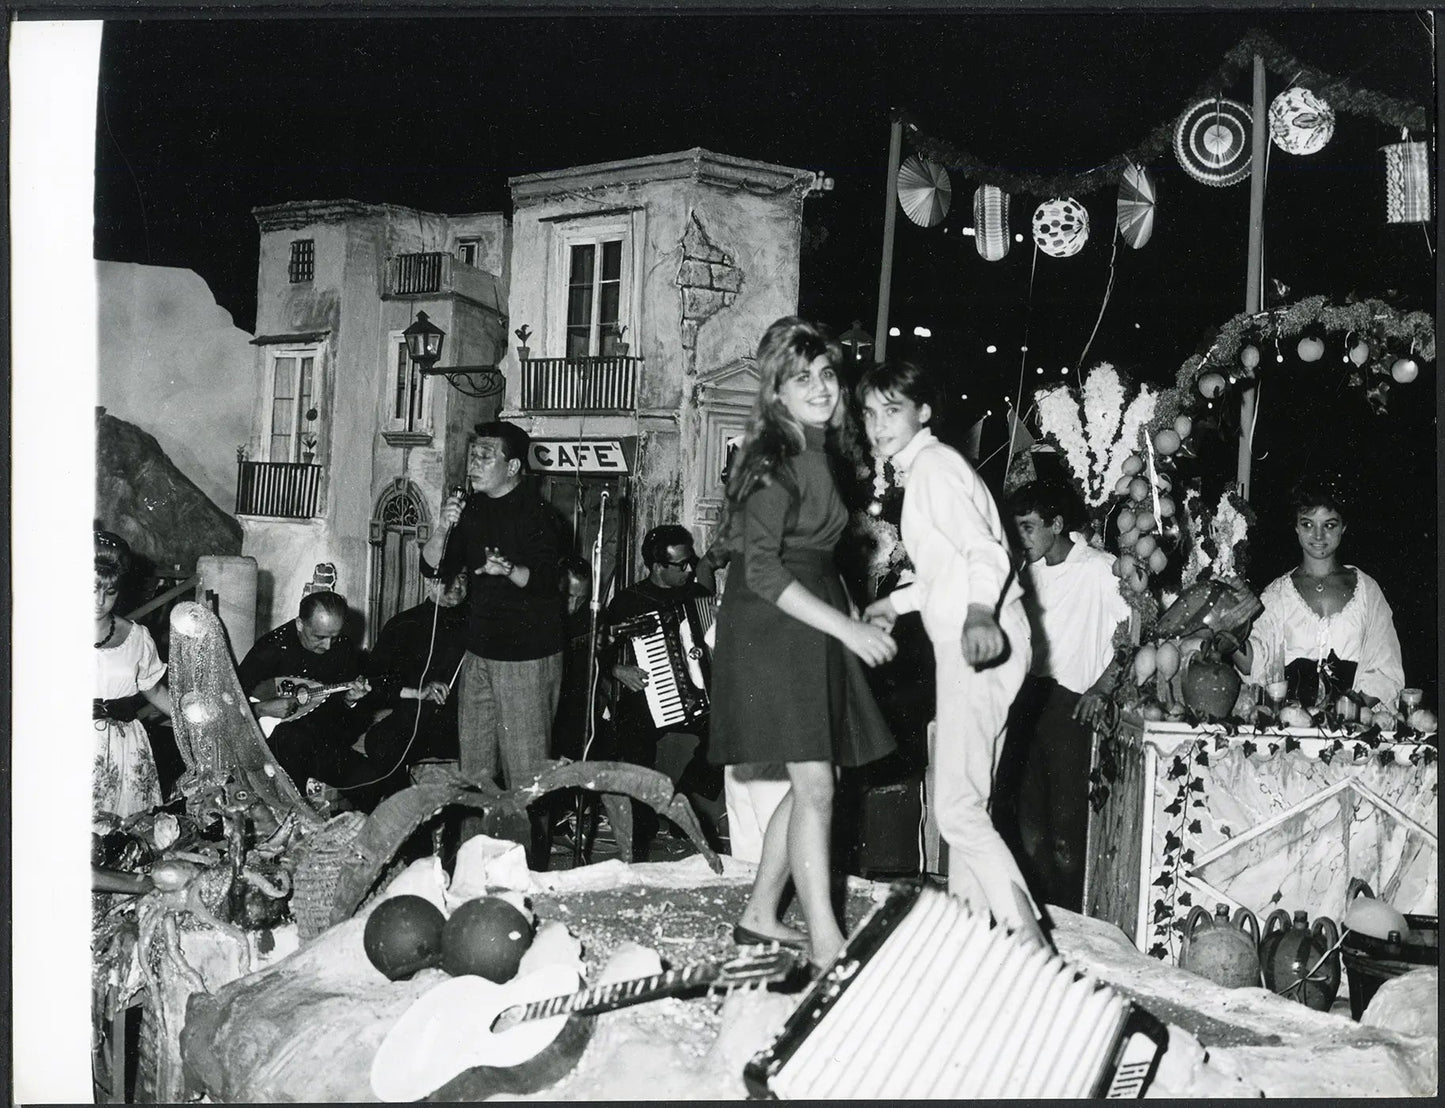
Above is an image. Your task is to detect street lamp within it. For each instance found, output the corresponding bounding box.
[839,320,875,363]
[402,311,504,400]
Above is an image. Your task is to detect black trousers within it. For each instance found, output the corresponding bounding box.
[268,718,390,813]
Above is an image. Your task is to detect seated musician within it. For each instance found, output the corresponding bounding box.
[237,591,386,811]
[603,524,723,858]
[360,570,471,799]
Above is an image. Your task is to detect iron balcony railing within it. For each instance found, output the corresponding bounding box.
[236,461,322,519]
[520,356,641,412]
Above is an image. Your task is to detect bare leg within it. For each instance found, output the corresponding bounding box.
[784,760,846,967]
[738,790,806,943]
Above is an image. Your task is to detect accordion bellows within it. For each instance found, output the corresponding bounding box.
[973,185,1010,261]
[747,881,1162,1099]
[1384,140,1431,224]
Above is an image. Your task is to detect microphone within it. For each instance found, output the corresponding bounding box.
[447,484,467,527]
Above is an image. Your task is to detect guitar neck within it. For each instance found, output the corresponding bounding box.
[517,965,713,1024]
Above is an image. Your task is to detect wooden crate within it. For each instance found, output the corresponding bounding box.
[1084,717,1437,962]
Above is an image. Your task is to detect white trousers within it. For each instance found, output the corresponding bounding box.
[928,600,1038,928]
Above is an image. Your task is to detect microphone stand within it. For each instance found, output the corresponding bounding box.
[573,489,608,867]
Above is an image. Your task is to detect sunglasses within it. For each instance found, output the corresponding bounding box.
[660,556,697,570]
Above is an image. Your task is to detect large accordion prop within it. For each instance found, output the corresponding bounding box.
[973,185,1010,261]
[746,881,1166,1099]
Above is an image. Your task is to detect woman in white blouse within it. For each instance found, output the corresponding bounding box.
[1245,479,1404,715]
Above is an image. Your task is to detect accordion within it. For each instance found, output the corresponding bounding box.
[746,881,1165,1099]
[613,596,716,729]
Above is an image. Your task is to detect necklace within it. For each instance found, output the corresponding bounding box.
[1297,571,1331,594]
[95,614,117,649]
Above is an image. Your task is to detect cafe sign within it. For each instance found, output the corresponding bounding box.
[527,437,635,475]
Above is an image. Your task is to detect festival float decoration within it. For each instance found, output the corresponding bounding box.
[1173,97,1253,187]
[896,154,952,227]
[1268,87,1336,155]
[972,183,1010,260]
[1031,197,1090,257]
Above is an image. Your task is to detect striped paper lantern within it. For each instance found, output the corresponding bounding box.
[1383,140,1431,224]
[973,185,1010,261]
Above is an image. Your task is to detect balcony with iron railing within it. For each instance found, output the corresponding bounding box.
[520,355,643,413]
[235,461,322,519]
[386,251,505,313]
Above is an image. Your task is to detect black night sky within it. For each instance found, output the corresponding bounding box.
[91,7,1438,695]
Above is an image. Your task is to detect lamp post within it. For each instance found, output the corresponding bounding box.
[402,310,504,400]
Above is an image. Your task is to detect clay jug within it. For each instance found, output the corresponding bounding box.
[1182,657,1242,722]
[1181,903,1262,988]
[1259,909,1342,1011]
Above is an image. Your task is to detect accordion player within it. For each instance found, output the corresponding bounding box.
[609,595,717,729]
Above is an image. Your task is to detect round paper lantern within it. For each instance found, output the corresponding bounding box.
[1031,197,1090,258]
[973,184,1010,261]
[1153,428,1181,456]
[1391,357,1420,383]
[1269,87,1335,155]
[1173,414,1193,439]
[1198,371,1227,399]
[1174,98,1252,187]
[1349,340,1371,366]
[1297,336,1325,362]
[1240,345,1260,369]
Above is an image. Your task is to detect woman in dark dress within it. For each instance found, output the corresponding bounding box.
[710,317,897,970]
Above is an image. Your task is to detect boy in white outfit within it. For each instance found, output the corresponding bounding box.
[859,361,1044,943]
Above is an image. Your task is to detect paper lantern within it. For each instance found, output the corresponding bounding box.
[897,155,952,227]
[1116,161,1156,249]
[1174,98,1252,187]
[973,184,1010,261]
[1031,197,1089,258]
[1391,357,1419,384]
[1383,140,1431,224]
[1269,88,1335,155]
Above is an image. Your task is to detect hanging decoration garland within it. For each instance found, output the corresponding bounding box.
[973,184,1011,261]
[1175,295,1435,415]
[899,28,1428,198]
[1173,97,1253,187]
[1269,87,1336,155]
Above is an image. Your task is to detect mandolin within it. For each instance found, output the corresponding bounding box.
[370,948,799,1102]
[251,675,361,733]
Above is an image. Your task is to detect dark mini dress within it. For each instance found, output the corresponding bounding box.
[709,425,895,768]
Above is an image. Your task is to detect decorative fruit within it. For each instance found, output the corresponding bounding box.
[441,896,534,983]
[1181,657,1242,721]
[1123,565,1150,593]
[1147,548,1169,574]
[1158,496,1176,518]
[1155,640,1181,680]
[1134,643,1158,683]
[1153,428,1181,456]
[1173,414,1193,438]
[1114,475,1134,496]
[1128,477,1150,502]
[1279,704,1314,728]
[1135,511,1157,533]
[1116,508,1137,534]
[1408,708,1437,733]
[1139,699,1166,722]
[1239,345,1260,369]
[1116,553,1137,577]
[1297,336,1325,362]
[1349,340,1370,366]
[1198,372,1227,398]
[364,895,447,982]
[1134,534,1158,558]
[1391,357,1419,384]
[1122,454,1144,476]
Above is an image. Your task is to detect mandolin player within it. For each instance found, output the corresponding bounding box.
[237,590,386,811]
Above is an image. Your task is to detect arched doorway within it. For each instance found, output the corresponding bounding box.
[367,478,431,647]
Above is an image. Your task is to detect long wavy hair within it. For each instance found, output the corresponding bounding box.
[720,317,864,534]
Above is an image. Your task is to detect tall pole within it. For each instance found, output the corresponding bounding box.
[1238,54,1267,499]
[874,115,904,365]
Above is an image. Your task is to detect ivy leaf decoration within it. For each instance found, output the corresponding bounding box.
[1270,889,1284,904]
[1181,849,1196,864]
[1192,798,1205,808]
[1241,739,1257,758]
[1268,742,1280,756]
[1215,734,1230,752]
[1153,899,1173,921]
[1196,749,1210,768]
[1188,819,1202,834]
[1153,871,1174,888]
[1164,829,1182,853]
[1178,891,1193,907]
[1319,745,1335,765]
[1188,778,1205,792]
[1163,797,1183,816]
[1220,824,1233,838]
[1284,734,1301,753]
[1148,943,1169,960]
[1167,756,1188,780]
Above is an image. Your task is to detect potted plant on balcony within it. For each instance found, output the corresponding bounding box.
[514,324,532,362]
[602,323,629,357]
[300,434,318,464]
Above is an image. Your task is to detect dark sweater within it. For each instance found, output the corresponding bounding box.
[421,482,564,661]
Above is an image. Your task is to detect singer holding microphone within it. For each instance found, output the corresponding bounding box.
[420,421,565,869]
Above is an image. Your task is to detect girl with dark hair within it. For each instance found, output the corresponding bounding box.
[1245,478,1404,714]
[93,530,172,822]
[709,317,897,971]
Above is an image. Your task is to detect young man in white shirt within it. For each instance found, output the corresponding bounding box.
[1005,480,1130,913]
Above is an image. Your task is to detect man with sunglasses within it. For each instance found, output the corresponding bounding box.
[602,524,722,859]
